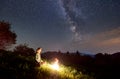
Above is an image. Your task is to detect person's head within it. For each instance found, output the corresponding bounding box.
[36,47,42,53]
[55,58,58,63]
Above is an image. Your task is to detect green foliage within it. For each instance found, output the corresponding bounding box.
[0,50,95,79]
[0,50,35,79]
[14,43,35,56]
[35,61,95,79]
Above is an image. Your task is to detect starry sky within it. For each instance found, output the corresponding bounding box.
[0,0,120,54]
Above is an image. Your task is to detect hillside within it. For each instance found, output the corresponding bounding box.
[0,50,94,79]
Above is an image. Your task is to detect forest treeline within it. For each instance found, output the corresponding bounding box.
[42,51,120,79]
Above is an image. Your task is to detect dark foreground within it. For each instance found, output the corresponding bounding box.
[0,50,120,79]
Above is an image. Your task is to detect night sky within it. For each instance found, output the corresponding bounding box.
[0,0,120,54]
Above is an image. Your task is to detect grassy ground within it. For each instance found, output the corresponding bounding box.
[35,61,95,79]
[0,51,95,79]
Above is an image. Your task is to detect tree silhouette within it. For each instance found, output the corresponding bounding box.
[0,21,17,50]
[14,43,35,56]
[76,50,80,55]
[66,51,70,54]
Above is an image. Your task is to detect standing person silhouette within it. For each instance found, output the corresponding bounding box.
[35,47,43,66]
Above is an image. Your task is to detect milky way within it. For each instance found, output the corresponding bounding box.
[59,0,84,42]
[0,0,120,53]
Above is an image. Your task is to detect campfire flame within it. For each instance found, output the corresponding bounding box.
[51,58,59,71]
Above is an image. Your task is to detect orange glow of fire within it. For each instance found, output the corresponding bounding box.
[51,58,59,71]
